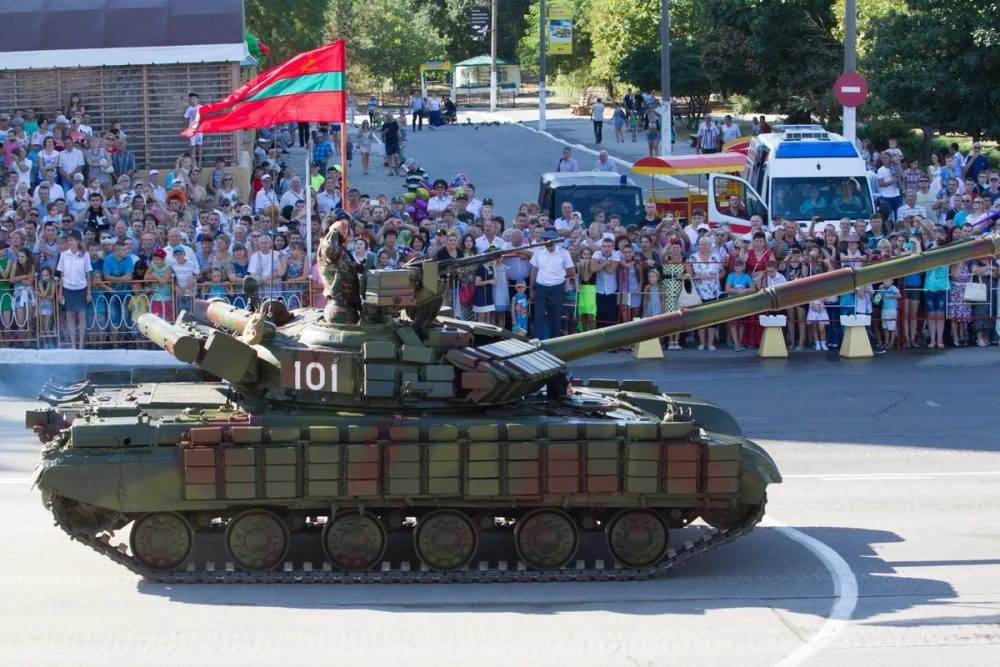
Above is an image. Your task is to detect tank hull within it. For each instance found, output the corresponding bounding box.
[30,371,777,581]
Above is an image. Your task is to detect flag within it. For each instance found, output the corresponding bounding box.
[182,40,345,137]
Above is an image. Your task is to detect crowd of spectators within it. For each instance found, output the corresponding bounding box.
[0,93,997,353]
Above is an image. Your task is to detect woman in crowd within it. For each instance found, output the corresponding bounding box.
[435,230,463,314]
[56,230,92,350]
[10,249,36,337]
[473,254,498,324]
[283,241,308,308]
[743,231,773,348]
[922,239,950,348]
[0,245,11,336]
[969,256,998,347]
[687,236,725,350]
[947,257,972,346]
[661,238,687,350]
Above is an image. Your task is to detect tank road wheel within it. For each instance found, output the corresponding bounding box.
[413,509,478,572]
[606,509,669,569]
[129,512,193,571]
[225,509,290,571]
[700,504,758,531]
[323,512,388,572]
[514,509,579,570]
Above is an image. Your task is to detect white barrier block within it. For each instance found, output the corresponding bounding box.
[759,315,787,327]
[840,314,871,327]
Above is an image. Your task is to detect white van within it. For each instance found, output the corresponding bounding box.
[707,125,876,236]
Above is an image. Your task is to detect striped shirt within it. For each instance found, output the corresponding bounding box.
[405,167,428,192]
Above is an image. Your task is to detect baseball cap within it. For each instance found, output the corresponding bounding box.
[172,246,186,255]
[152,248,166,258]
[149,169,160,176]
[696,223,710,232]
[55,115,69,124]
[261,173,272,180]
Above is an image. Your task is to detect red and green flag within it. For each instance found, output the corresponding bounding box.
[182,40,345,136]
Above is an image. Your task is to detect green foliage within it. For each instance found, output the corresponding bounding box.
[517,0,595,77]
[616,38,712,115]
[701,0,841,121]
[729,94,753,117]
[830,0,908,57]
[346,0,447,90]
[862,0,1000,144]
[245,0,331,65]
[858,118,921,159]
[412,0,531,62]
[588,0,660,92]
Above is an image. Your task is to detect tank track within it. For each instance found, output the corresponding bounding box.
[51,500,765,584]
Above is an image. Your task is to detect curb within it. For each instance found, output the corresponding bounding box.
[0,349,177,366]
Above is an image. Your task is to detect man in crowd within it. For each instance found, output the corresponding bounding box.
[594,150,617,173]
[529,230,576,340]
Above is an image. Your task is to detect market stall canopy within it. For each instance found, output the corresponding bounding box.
[0,0,247,70]
[633,153,746,176]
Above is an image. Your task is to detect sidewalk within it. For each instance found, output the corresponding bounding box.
[283,126,407,199]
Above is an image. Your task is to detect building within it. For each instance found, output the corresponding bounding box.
[0,0,247,169]
[452,55,521,94]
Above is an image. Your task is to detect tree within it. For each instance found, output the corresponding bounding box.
[700,0,841,122]
[587,0,660,97]
[617,38,712,116]
[245,0,331,65]
[413,0,532,62]
[862,0,1000,148]
[517,0,595,77]
[351,0,447,90]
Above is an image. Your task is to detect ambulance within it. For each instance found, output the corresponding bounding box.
[707,125,876,234]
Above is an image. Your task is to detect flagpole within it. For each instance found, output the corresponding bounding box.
[305,134,313,263]
[340,120,348,207]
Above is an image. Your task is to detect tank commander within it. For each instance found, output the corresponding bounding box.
[318,210,364,324]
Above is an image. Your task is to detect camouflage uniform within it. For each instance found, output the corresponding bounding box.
[318,227,363,324]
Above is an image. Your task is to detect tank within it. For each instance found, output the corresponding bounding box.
[26,234,1000,583]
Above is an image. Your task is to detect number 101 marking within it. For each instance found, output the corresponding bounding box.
[293,360,339,392]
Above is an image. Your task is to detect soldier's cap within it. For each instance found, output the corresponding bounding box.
[482,197,494,206]
[391,196,404,203]
[433,179,448,189]
[455,193,468,201]
[541,229,560,241]
[333,209,351,221]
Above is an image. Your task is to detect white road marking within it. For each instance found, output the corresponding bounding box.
[765,518,858,667]
[926,400,939,407]
[496,115,692,190]
[0,479,31,485]
[785,470,1000,481]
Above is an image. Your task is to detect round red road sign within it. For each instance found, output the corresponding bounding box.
[834,72,868,107]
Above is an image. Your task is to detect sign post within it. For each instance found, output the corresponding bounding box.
[834,72,867,145]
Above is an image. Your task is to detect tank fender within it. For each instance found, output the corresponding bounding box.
[738,439,782,504]
[668,395,743,436]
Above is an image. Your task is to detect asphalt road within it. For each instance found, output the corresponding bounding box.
[1,124,998,666]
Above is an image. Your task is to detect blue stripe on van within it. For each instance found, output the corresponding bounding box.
[774,142,859,159]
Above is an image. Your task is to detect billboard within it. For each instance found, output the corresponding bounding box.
[548,4,572,55]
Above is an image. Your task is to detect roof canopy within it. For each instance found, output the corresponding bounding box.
[0,0,246,70]
[633,153,746,176]
[454,55,518,68]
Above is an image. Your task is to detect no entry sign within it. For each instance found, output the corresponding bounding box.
[834,72,868,107]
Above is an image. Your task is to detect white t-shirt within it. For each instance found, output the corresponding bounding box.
[56,250,92,290]
[184,105,200,128]
[475,235,510,253]
[721,123,741,143]
[280,189,306,209]
[877,166,900,198]
[57,148,85,176]
[530,246,573,286]
[591,103,605,122]
[254,187,279,213]
[248,250,281,280]
[171,259,198,293]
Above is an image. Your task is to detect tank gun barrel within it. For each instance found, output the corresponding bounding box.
[542,234,1000,362]
[136,313,204,363]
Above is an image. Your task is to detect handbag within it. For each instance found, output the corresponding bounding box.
[963,275,987,303]
[677,278,702,308]
[459,283,476,306]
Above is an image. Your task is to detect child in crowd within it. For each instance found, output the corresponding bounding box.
[725,258,754,351]
[35,268,55,341]
[877,278,901,349]
[206,266,229,300]
[512,282,529,336]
